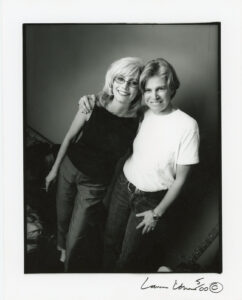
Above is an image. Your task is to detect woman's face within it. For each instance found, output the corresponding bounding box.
[112,73,139,105]
[143,75,173,114]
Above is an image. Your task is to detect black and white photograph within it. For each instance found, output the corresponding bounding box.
[2,0,242,299]
[24,24,221,274]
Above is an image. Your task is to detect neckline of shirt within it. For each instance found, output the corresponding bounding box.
[146,108,180,118]
[96,105,136,120]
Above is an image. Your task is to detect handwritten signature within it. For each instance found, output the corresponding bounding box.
[141,277,223,293]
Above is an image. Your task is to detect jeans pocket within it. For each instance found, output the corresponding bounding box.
[133,193,163,214]
[133,194,149,214]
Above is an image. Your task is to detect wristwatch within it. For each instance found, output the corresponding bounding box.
[151,209,161,221]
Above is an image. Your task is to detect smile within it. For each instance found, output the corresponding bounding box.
[149,100,163,104]
[118,90,130,96]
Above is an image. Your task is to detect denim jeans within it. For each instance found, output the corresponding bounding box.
[56,156,107,272]
[103,171,167,272]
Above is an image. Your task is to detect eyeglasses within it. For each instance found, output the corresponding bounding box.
[114,76,139,88]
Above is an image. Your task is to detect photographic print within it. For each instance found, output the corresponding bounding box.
[23,23,221,274]
[2,0,242,299]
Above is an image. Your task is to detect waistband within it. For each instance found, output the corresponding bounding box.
[121,171,167,196]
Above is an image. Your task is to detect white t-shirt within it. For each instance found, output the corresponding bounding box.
[123,109,200,192]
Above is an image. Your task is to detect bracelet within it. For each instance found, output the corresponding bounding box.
[151,209,162,221]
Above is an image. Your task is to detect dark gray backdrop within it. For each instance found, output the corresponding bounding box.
[24,24,221,271]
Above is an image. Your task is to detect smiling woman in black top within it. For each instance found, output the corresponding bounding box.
[45,57,143,272]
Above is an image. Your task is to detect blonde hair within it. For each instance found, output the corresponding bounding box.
[140,58,180,99]
[103,57,144,95]
[97,57,143,116]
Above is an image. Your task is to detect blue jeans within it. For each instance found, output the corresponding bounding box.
[103,171,167,272]
[56,156,107,272]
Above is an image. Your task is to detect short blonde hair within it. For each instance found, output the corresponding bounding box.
[140,58,180,99]
[99,57,144,115]
[103,57,144,96]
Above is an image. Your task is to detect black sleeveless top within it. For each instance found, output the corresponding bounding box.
[68,105,139,184]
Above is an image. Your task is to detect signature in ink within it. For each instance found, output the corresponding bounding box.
[141,277,169,290]
[140,277,223,293]
[173,277,223,293]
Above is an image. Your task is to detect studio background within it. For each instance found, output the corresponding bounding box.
[24,24,220,272]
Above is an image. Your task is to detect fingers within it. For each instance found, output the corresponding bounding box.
[136,212,145,217]
[143,225,155,235]
[78,96,90,113]
[136,220,144,230]
[136,221,147,234]
[90,95,96,109]
[82,100,89,112]
[45,177,54,192]
[45,180,50,192]
[142,226,149,235]
[136,211,157,234]
[136,221,155,234]
[137,219,156,234]
[78,95,96,113]
[85,95,92,111]
[142,226,147,235]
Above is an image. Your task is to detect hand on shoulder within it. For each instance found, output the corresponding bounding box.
[78,94,96,114]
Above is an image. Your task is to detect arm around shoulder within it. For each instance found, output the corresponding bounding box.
[78,94,97,113]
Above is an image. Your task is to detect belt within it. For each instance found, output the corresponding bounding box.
[121,172,141,194]
[122,172,167,196]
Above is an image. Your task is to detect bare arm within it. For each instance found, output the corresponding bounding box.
[45,110,90,191]
[153,164,191,217]
[136,164,192,234]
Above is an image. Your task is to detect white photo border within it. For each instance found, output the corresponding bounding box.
[1,0,242,299]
